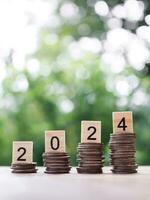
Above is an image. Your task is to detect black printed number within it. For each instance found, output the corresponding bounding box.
[117,117,127,131]
[17,147,26,161]
[51,136,60,150]
[87,126,96,140]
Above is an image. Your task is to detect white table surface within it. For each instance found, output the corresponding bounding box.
[0,166,150,200]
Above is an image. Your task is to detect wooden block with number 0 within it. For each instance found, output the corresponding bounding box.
[45,130,65,152]
[12,141,33,164]
[81,121,101,143]
[113,111,134,133]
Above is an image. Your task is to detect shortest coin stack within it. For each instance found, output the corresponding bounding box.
[109,133,138,174]
[11,162,37,173]
[77,143,104,174]
[43,152,71,174]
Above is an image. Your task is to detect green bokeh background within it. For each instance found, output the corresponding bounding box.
[0,0,150,166]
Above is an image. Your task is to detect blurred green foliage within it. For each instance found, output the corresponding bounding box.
[0,0,150,166]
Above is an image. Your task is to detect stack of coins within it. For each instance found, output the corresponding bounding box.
[109,133,138,174]
[77,143,104,174]
[43,152,71,174]
[11,163,37,173]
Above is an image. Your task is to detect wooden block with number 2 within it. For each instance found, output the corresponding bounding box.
[81,121,101,143]
[12,141,33,164]
[113,111,134,133]
[45,130,65,153]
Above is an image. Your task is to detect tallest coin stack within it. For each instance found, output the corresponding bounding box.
[109,133,137,174]
[109,112,138,174]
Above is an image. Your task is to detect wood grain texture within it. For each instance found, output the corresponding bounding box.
[81,121,101,143]
[0,166,149,200]
[45,130,65,152]
[12,141,33,164]
[113,111,134,133]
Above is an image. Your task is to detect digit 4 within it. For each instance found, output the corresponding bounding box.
[117,117,127,131]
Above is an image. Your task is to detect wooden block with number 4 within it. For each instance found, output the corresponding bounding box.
[113,111,134,133]
[45,130,65,153]
[12,141,33,164]
[81,121,101,143]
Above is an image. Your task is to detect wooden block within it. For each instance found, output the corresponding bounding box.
[12,141,33,164]
[81,121,101,143]
[45,130,65,153]
[113,111,134,133]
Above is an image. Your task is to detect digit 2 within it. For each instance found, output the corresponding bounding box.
[87,126,96,140]
[17,147,26,161]
[50,136,60,150]
[117,117,127,131]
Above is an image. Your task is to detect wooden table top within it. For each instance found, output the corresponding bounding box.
[0,166,149,200]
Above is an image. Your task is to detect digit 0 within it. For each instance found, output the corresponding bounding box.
[87,126,96,140]
[50,136,60,150]
[17,147,26,161]
[117,117,127,131]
